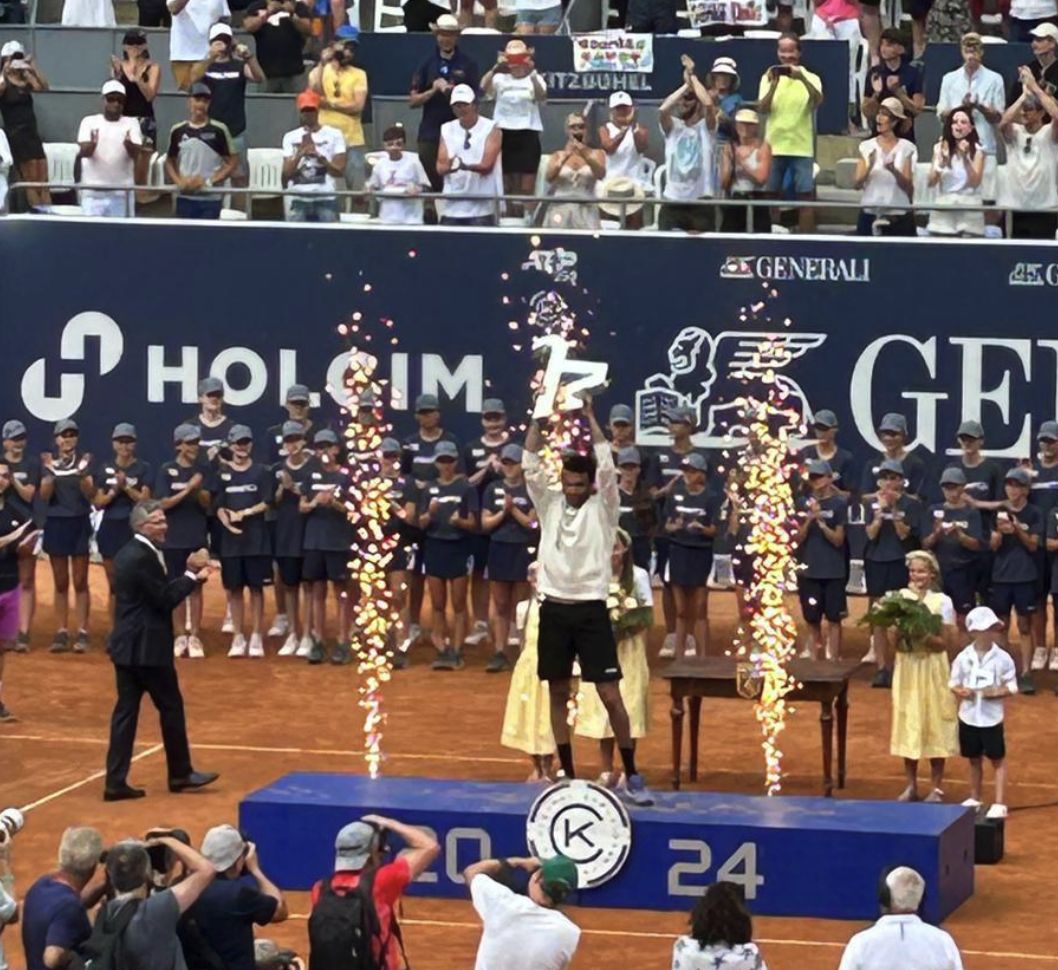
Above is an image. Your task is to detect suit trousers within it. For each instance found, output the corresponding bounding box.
[105,664,193,788]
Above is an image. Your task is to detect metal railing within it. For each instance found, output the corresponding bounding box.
[7,179,1041,238]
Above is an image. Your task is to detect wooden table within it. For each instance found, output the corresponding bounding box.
[660,658,863,797]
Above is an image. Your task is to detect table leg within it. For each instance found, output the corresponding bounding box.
[837,685,849,789]
[671,694,684,791]
[689,696,702,783]
[819,699,834,797]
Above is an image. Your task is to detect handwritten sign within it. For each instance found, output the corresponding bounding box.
[571,31,654,74]
[687,0,767,26]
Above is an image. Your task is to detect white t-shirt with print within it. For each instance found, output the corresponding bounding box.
[170,0,230,61]
[368,151,431,224]
[77,114,141,194]
[859,137,916,212]
[949,642,1018,728]
[490,73,544,132]
[662,115,715,201]
[281,124,346,194]
[1000,122,1058,210]
[672,936,769,969]
[470,874,580,970]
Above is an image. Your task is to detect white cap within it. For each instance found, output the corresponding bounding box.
[1030,22,1058,40]
[608,90,633,108]
[101,79,126,97]
[965,606,1002,633]
[209,22,233,40]
[710,55,739,76]
[450,83,475,105]
[1,40,25,59]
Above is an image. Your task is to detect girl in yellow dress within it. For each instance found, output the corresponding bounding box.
[890,550,959,803]
[575,529,654,787]
[500,564,555,782]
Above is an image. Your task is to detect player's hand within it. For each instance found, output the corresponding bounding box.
[187,548,210,571]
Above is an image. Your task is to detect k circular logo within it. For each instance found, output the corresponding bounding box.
[526,780,632,889]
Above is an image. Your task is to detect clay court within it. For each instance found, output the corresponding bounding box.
[2,563,1057,970]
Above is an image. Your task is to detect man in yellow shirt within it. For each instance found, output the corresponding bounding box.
[757,33,823,233]
[308,24,368,198]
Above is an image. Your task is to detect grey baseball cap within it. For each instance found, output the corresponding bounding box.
[434,441,459,460]
[482,398,506,416]
[609,404,634,425]
[334,821,376,871]
[806,458,833,476]
[940,466,967,486]
[380,437,402,455]
[357,390,377,409]
[500,443,523,462]
[2,420,26,439]
[281,420,306,439]
[174,423,201,443]
[878,458,904,476]
[285,384,311,403]
[957,419,984,439]
[878,412,907,434]
[112,422,137,440]
[665,405,697,427]
[198,376,224,395]
[228,424,253,443]
[1006,467,1032,485]
[54,419,79,435]
[415,393,440,412]
[617,446,641,466]
[201,825,246,872]
[314,428,339,445]
[1038,420,1058,440]
[682,453,708,472]
[812,409,838,428]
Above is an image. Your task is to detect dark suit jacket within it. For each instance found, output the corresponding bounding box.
[107,537,198,667]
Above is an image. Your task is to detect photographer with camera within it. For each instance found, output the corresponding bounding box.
[184,825,287,970]
[21,826,104,970]
[308,815,438,970]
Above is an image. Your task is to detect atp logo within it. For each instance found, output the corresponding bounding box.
[21,312,124,422]
[634,326,826,447]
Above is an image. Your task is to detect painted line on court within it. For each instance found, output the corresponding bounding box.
[17,743,164,813]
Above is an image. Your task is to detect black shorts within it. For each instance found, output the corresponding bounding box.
[537,598,621,684]
[43,516,91,557]
[942,565,977,616]
[221,555,272,591]
[303,550,349,583]
[798,576,847,624]
[469,533,490,574]
[1036,553,1052,603]
[423,537,470,580]
[959,720,1005,760]
[991,581,1037,617]
[164,548,194,580]
[386,541,412,574]
[500,128,542,176]
[666,543,713,588]
[865,559,908,599]
[486,541,531,583]
[208,517,225,558]
[732,550,755,589]
[96,518,132,559]
[275,555,303,587]
[8,125,45,166]
[631,535,652,572]
[654,535,671,582]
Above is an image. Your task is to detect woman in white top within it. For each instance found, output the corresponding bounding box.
[598,90,649,184]
[368,123,432,225]
[719,108,772,233]
[544,113,605,229]
[672,882,769,970]
[482,39,546,218]
[927,106,985,237]
[854,96,917,236]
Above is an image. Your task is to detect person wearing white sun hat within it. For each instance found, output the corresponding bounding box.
[598,90,649,196]
[706,56,743,143]
[719,107,771,233]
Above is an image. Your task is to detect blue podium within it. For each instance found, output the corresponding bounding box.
[240,773,974,922]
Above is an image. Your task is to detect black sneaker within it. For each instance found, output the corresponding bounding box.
[391,650,410,670]
[0,703,14,722]
[431,647,462,671]
[14,632,29,653]
[871,667,892,689]
[330,642,353,666]
[1020,672,1036,696]
[307,640,326,665]
[49,630,70,654]
[485,652,512,673]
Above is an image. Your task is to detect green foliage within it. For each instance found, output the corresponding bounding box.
[858,594,941,652]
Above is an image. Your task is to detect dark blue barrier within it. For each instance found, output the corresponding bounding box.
[356,33,851,134]
[2,218,1058,476]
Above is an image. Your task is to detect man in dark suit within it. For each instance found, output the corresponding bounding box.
[104,499,219,801]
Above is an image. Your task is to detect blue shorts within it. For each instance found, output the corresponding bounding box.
[767,155,815,196]
[486,541,531,583]
[665,543,713,588]
[469,533,490,574]
[175,196,222,220]
[942,565,977,616]
[991,581,1037,618]
[516,2,562,24]
[221,555,272,591]
[96,517,132,559]
[865,559,908,599]
[43,516,91,557]
[798,576,847,624]
[423,537,471,580]
[303,550,349,583]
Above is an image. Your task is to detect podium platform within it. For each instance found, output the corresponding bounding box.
[240,773,974,922]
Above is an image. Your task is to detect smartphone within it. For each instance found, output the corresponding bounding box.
[774,64,792,77]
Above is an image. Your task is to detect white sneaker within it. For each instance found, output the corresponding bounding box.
[961,797,983,808]
[278,633,299,657]
[659,633,676,659]
[186,636,205,659]
[296,634,315,658]
[464,621,490,646]
[228,634,248,658]
[173,635,188,659]
[221,607,234,635]
[1050,649,1058,672]
[683,635,697,658]
[1032,646,1048,671]
[399,625,422,654]
[986,803,1008,819]
[267,614,290,638]
[861,644,877,664]
[248,633,265,658]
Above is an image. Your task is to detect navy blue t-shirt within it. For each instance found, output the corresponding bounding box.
[94,458,152,522]
[411,47,481,142]
[663,487,719,548]
[271,456,316,557]
[5,453,40,519]
[419,476,478,541]
[156,460,211,550]
[400,430,462,484]
[482,479,535,544]
[1030,461,1058,519]
[864,493,922,562]
[927,502,984,572]
[187,874,278,970]
[798,444,857,495]
[1046,507,1058,593]
[860,450,928,499]
[21,875,92,970]
[618,484,655,540]
[464,436,507,497]
[185,414,233,456]
[648,446,713,494]
[302,465,354,552]
[383,472,418,540]
[216,461,275,557]
[43,454,93,518]
[992,503,1041,584]
[798,493,848,579]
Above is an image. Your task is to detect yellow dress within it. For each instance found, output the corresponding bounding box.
[889,588,960,760]
[500,598,555,756]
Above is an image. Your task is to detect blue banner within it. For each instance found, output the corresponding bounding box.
[2,218,1058,474]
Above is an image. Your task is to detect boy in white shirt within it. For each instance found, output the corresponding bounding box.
[368,123,431,225]
[950,605,1018,819]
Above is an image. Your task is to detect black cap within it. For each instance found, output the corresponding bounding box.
[122,29,147,45]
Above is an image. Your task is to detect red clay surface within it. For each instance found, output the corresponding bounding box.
[1,562,1056,969]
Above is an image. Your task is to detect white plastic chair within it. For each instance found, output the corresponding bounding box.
[852,37,870,122]
[913,160,937,207]
[462,25,501,32]
[744,28,781,37]
[646,162,666,230]
[373,0,406,30]
[221,147,284,219]
[43,142,78,188]
[603,0,623,26]
[981,33,1007,42]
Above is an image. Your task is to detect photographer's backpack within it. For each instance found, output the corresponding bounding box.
[308,870,394,970]
[79,898,141,970]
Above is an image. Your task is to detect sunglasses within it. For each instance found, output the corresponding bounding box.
[463,130,472,150]
[1025,136,1034,155]
[233,438,252,445]
[104,94,125,103]
[58,431,79,438]
[435,456,457,463]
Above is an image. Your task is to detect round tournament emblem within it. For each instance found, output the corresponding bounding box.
[526,780,632,889]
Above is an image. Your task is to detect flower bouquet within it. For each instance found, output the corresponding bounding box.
[607,581,653,641]
[858,593,941,652]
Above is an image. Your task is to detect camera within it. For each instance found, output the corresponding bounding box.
[773,64,792,77]
[0,808,24,846]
